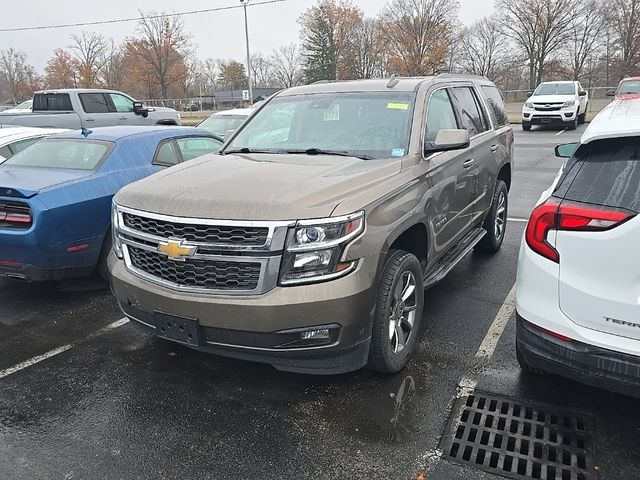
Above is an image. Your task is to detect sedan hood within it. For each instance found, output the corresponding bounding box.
[0,167,93,198]
[115,153,401,220]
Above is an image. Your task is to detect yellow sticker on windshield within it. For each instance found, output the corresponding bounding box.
[387,102,409,110]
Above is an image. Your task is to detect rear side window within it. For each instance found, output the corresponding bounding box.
[176,136,222,161]
[481,86,508,127]
[79,93,110,113]
[32,93,73,111]
[554,137,640,213]
[450,87,489,136]
[4,139,112,170]
[154,140,182,167]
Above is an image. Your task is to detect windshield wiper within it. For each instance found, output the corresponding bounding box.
[286,148,374,160]
[223,147,282,155]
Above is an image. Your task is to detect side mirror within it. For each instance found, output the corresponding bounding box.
[133,101,149,118]
[425,129,470,155]
[606,90,616,97]
[554,142,578,158]
[578,90,587,97]
[526,91,534,97]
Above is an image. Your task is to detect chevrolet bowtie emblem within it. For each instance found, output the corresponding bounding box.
[157,240,196,261]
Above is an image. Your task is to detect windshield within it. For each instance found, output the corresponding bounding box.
[14,100,32,110]
[198,115,248,137]
[618,80,640,94]
[3,138,112,170]
[534,83,576,96]
[225,92,416,160]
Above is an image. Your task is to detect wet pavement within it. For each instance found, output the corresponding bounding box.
[1,124,638,480]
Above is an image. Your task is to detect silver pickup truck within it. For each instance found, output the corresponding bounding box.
[0,89,181,128]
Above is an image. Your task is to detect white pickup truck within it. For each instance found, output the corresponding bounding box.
[0,89,181,128]
[522,80,589,130]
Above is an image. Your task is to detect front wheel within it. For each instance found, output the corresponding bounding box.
[568,118,578,130]
[476,180,508,253]
[368,250,424,374]
[522,123,531,131]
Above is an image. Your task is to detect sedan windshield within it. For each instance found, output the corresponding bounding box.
[618,80,640,94]
[534,83,576,95]
[198,115,248,137]
[3,139,112,170]
[224,92,416,160]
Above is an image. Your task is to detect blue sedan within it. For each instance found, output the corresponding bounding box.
[0,126,222,281]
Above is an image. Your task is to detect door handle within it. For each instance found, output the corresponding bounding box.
[85,118,95,122]
[119,116,128,121]
[463,159,475,169]
[490,145,499,153]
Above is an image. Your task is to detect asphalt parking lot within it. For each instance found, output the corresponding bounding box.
[1,124,638,480]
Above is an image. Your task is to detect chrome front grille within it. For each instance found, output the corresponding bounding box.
[122,213,268,246]
[128,246,261,290]
[116,206,291,294]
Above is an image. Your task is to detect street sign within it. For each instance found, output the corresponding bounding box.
[242,90,250,101]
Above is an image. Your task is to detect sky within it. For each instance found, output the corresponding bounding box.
[0,0,493,72]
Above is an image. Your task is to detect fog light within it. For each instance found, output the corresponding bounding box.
[301,328,330,340]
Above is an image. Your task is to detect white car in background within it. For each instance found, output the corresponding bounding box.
[2,100,33,114]
[0,126,68,164]
[522,81,589,131]
[515,98,640,397]
[197,108,253,138]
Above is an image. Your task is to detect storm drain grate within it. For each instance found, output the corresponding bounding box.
[440,392,597,480]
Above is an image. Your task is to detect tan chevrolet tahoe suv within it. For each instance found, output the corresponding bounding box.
[108,75,513,374]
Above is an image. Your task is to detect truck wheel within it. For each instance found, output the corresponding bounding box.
[476,180,508,253]
[568,118,578,130]
[578,111,586,124]
[367,250,424,374]
[97,233,113,281]
[522,123,531,131]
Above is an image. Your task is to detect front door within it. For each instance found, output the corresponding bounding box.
[109,93,148,126]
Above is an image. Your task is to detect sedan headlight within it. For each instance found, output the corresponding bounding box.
[111,203,123,259]
[524,101,534,108]
[562,100,576,108]
[280,211,365,285]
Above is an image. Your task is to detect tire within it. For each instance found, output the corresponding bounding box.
[367,250,424,374]
[96,233,113,281]
[568,118,578,130]
[475,180,508,253]
[522,123,531,131]
[578,110,586,124]
[516,342,548,375]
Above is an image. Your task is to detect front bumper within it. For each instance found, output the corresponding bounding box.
[109,252,381,374]
[517,314,640,398]
[522,109,577,126]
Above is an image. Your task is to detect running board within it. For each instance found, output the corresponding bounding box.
[423,228,487,288]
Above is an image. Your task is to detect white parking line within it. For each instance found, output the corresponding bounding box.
[507,217,528,223]
[555,129,567,136]
[0,317,129,380]
[475,284,517,358]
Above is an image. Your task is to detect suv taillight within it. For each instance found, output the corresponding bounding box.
[0,202,32,229]
[525,198,636,263]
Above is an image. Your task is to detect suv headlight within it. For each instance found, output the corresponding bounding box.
[524,101,534,108]
[279,211,365,285]
[562,100,576,108]
[111,203,123,259]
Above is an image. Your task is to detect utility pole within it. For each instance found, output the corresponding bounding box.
[240,0,253,105]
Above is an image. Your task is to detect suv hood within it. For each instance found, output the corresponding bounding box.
[529,94,576,103]
[115,153,401,220]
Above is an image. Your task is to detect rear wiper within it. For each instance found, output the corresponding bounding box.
[286,148,374,160]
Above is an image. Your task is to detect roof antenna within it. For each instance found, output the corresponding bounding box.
[81,127,92,137]
[387,74,399,89]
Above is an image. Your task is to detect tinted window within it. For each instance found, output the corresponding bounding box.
[425,89,458,143]
[450,87,487,136]
[32,93,73,111]
[482,86,508,127]
[154,141,182,167]
[79,93,110,113]
[10,137,41,154]
[176,137,222,161]
[553,137,640,213]
[0,145,11,159]
[4,139,111,170]
[110,93,134,113]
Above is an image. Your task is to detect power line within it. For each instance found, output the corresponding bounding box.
[0,0,286,33]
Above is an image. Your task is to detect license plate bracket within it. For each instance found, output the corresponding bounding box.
[154,312,201,346]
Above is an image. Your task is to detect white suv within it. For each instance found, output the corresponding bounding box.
[522,81,589,131]
[516,97,640,397]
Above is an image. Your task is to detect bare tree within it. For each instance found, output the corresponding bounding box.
[496,0,577,88]
[199,58,219,93]
[70,31,108,87]
[250,53,274,88]
[456,18,507,79]
[127,11,192,98]
[379,0,460,76]
[100,41,128,90]
[353,18,385,78]
[270,44,303,88]
[565,0,605,81]
[0,48,37,103]
[609,0,640,78]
